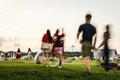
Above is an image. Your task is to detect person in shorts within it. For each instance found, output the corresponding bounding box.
[77,14,97,75]
[41,29,52,67]
[52,28,65,68]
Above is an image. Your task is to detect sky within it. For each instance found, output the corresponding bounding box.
[0,0,120,53]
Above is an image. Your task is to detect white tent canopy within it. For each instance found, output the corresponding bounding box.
[94,49,118,60]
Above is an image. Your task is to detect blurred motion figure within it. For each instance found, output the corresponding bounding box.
[96,25,111,71]
[77,14,97,75]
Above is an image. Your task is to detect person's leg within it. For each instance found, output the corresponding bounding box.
[104,43,110,71]
[104,53,110,71]
[27,54,29,59]
[45,53,48,67]
[82,42,92,74]
[18,58,21,62]
[86,56,91,73]
[58,54,62,68]
[83,56,91,73]
[58,47,63,68]
[50,48,59,67]
[104,54,110,74]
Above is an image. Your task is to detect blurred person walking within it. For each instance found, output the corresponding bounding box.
[96,25,111,73]
[77,14,97,75]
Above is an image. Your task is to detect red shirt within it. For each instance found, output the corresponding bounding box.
[42,34,48,43]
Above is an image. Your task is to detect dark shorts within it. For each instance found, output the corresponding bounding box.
[82,42,92,57]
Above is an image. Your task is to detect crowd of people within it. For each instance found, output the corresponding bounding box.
[15,48,32,62]
[0,13,112,75]
[40,13,112,74]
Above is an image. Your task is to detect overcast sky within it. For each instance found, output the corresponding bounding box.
[0,0,120,53]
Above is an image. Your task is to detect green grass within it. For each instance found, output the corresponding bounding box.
[0,60,120,80]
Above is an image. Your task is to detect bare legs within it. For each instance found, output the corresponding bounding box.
[58,54,62,68]
[83,56,91,74]
[45,53,49,67]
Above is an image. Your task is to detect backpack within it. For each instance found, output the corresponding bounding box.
[55,35,63,47]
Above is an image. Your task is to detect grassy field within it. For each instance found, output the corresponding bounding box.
[0,60,120,80]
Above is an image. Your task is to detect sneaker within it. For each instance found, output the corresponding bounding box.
[87,72,91,75]
[58,66,62,68]
[85,71,91,75]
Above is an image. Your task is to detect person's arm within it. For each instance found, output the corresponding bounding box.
[97,33,107,49]
[61,28,65,37]
[97,40,105,49]
[76,31,81,40]
[62,28,64,34]
[93,33,97,49]
[76,25,82,42]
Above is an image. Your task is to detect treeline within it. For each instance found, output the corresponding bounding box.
[63,51,94,57]
[0,51,37,58]
[63,52,82,57]
[0,51,93,58]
